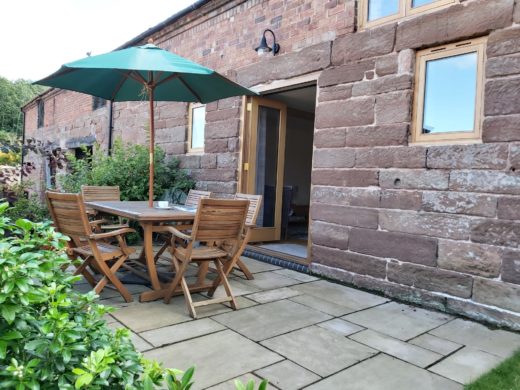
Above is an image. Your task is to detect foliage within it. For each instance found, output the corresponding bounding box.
[465,349,520,390]
[2,183,49,222]
[235,379,269,390]
[0,76,46,135]
[58,140,195,201]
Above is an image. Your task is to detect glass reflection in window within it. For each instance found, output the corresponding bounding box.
[422,52,478,134]
[368,0,399,21]
[412,0,438,7]
[191,106,205,149]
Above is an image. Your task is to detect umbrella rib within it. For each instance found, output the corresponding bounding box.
[178,76,203,102]
[111,70,134,100]
[155,73,181,87]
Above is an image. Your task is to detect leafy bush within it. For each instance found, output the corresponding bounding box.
[0,202,268,389]
[1,182,49,222]
[59,140,195,201]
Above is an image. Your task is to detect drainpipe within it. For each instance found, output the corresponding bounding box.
[108,100,114,156]
[20,108,26,183]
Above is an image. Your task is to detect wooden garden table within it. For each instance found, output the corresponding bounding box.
[84,200,195,302]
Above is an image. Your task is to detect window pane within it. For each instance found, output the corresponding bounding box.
[191,106,205,149]
[422,52,478,134]
[368,0,399,21]
[412,0,438,7]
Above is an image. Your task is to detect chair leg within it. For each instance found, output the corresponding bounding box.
[94,255,133,303]
[214,259,237,310]
[180,273,197,319]
[163,256,190,304]
[235,258,254,280]
[73,256,97,287]
[196,262,209,286]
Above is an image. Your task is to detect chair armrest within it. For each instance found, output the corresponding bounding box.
[90,219,112,226]
[153,225,192,241]
[89,228,136,240]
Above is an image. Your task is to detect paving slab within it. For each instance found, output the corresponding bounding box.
[206,373,269,390]
[238,257,282,273]
[350,329,443,368]
[316,318,364,336]
[255,360,320,390]
[409,333,462,356]
[210,277,262,299]
[111,298,191,332]
[245,271,302,291]
[429,347,503,384]
[289,294,357,316]
[261,326,376,377]
[429,318,520,358]
[223,296,258,309]
[213,300,330,341]
[144,329,283,390]
[140,318,226,347]
[344,301,452,341]
[273,269,319,282]
[246,287,301,303]
[305,354,462,390]
[292,280,388,312]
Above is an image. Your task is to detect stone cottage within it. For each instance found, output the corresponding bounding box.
[22,0,520,329]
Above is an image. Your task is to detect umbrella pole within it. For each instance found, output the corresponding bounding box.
[148,86,155,208]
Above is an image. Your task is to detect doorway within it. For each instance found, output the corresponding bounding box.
[241,84,316,263]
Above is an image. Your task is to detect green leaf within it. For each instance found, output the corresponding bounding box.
[234,380,246,390]
[258,379,268,390]
[1,304,16,323]
[15,218,32,232]
[74,373,93,389]
[181,366,195,388]
[246,380,255,390]
[63,349,71,364]
[143,375,154,390]
[0,340,7,359]
[1,330,22,340]
[72,368,86,375]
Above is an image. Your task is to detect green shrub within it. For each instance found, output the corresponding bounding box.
[58,140,195,201]
[1,182,49,222]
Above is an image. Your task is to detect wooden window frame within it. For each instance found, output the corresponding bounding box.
[412,37,487,145]
[358,0,457,30]
[187,103,205,154]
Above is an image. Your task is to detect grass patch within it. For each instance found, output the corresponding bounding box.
[465,350,520,390]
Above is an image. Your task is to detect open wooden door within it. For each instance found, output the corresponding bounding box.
[241,96,287,242]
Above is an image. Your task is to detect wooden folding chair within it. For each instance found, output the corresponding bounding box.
[224,193,262,279]
[81,185,129,231]
[46,191,136,302]
[163,198,249,318]
[153,189,211,263]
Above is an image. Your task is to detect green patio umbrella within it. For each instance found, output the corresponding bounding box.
[36,41,255,206]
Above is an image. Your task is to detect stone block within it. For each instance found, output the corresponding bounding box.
[473,278,520,312]
[318,85,353,103]
[206,181,236,194]
[497,196,520,220]
[422,191,497,217]
[312,169,379,187]
[485,77,520,116]
[438,240,502,278]
[396,0,514,51]
[345,124,408,147]
[352,74,413,97]
[387,262,473,298]
[356,146,426,168]
[205,138,229,153]
[217,97,240,110]
[379,169,449,190]
[311,185,380,208]
[398,49,415,74]
[332,23,396,64]
[178,155,201,169]
[237,42,331,87]
[192,168,236,181]
[450,170,520,195]
[311,203,378,229]
[349,228,438,266]
[376,54,398,77]
[227,137,240,152]
[310,221,349,250]
[314,128,346,148]
[205,107,240,123]
[155,126,186,143]
[375,91,412,125]
[487,53,520,78]
[502,250,520,284]
[312,245,387,279]
[446,298,520,331]
[482,115,520,142]
[380,210,471,240]
[510,143,520,170]
[315,98,375,129]
[381,190,422,210]
[471,219,520,247]
[200,154,217,169]
[162,142,185,155]
[427,144,509,170]
[205,119,240,139]
[319,60,374,87]
[314,148,356,168]
[487,27,520,58]
[216,153,238,169]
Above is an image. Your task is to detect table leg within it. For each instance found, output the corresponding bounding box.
[139,222,162,302]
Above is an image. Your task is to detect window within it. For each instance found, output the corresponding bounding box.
[37,99,44,128]
[92,96,106,111]
[188,104,205,153]
[412,38,486,144]
[359,0,457,29]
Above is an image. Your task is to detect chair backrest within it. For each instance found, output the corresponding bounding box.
[81,185,121,214]
[46,191,92,244]
[191,199,249,243]
[185,189,211,207]
[234,193,262,226]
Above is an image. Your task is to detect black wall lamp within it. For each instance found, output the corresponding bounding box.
[255,29,280,56]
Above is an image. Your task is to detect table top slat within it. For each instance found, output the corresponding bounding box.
[85,201,195,222]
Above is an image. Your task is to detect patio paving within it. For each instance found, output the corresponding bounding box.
[78,256,520,389]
